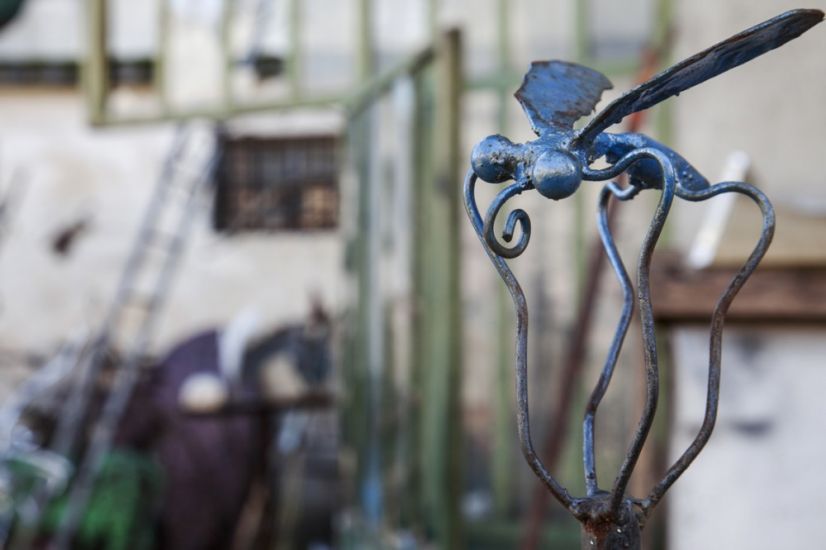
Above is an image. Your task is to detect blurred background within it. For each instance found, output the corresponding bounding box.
[0,0,823,548]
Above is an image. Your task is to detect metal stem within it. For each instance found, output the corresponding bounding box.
[642,181,774,513]
[582,183,635,496]
[464,170,576,510]
[608,150,675,516]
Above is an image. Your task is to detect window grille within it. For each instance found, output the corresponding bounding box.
[214,134,340,232]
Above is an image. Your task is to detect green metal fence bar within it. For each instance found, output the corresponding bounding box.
[346,46,435,120]
[221,0,234,110]
[84,0,108,125]
[341,26,463,548]
[418,27,463,549]
[154,0,170,111]
[491,0,515,520]
[287,0,303,100]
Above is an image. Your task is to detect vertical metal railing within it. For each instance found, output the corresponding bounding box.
[339,28,463,548]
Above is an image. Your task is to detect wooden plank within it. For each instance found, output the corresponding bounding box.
[651,256,826,323]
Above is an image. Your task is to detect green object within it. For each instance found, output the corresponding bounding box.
[38,450,162,550]
[0,0,25,28]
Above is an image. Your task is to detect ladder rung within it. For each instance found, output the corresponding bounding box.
[171,159,209,181]
[120,293,157,312]
[145,229,179,250]
[158,185,195,208]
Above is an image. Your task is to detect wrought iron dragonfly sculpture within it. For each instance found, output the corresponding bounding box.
[464,9,823,549]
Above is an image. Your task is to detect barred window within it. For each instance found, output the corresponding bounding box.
[214,134,340,232]
[0,59,153,87]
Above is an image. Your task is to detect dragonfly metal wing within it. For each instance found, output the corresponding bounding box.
[515,61,612,136]
[576,8,824,146]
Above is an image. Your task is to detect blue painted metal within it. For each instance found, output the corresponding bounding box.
[576,8,825,145]
[464,9,822,549]
[515,61,612,134]
[471,9,823,200]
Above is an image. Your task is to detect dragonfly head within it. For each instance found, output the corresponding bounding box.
[471,134,518,184]
[472,134,582,200]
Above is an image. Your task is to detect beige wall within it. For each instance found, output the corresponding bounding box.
[671,0,826,247]
[0,92,344,357]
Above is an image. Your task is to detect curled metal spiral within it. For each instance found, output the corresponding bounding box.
[463,148,775,538]
[482,180,533,259]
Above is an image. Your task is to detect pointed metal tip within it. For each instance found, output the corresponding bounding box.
[784,8,824,27]
[795,8,824,19]
[777,8,825,42]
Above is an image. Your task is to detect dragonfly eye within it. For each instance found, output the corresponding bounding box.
[532,150,582,200]
[471,134,517,183]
